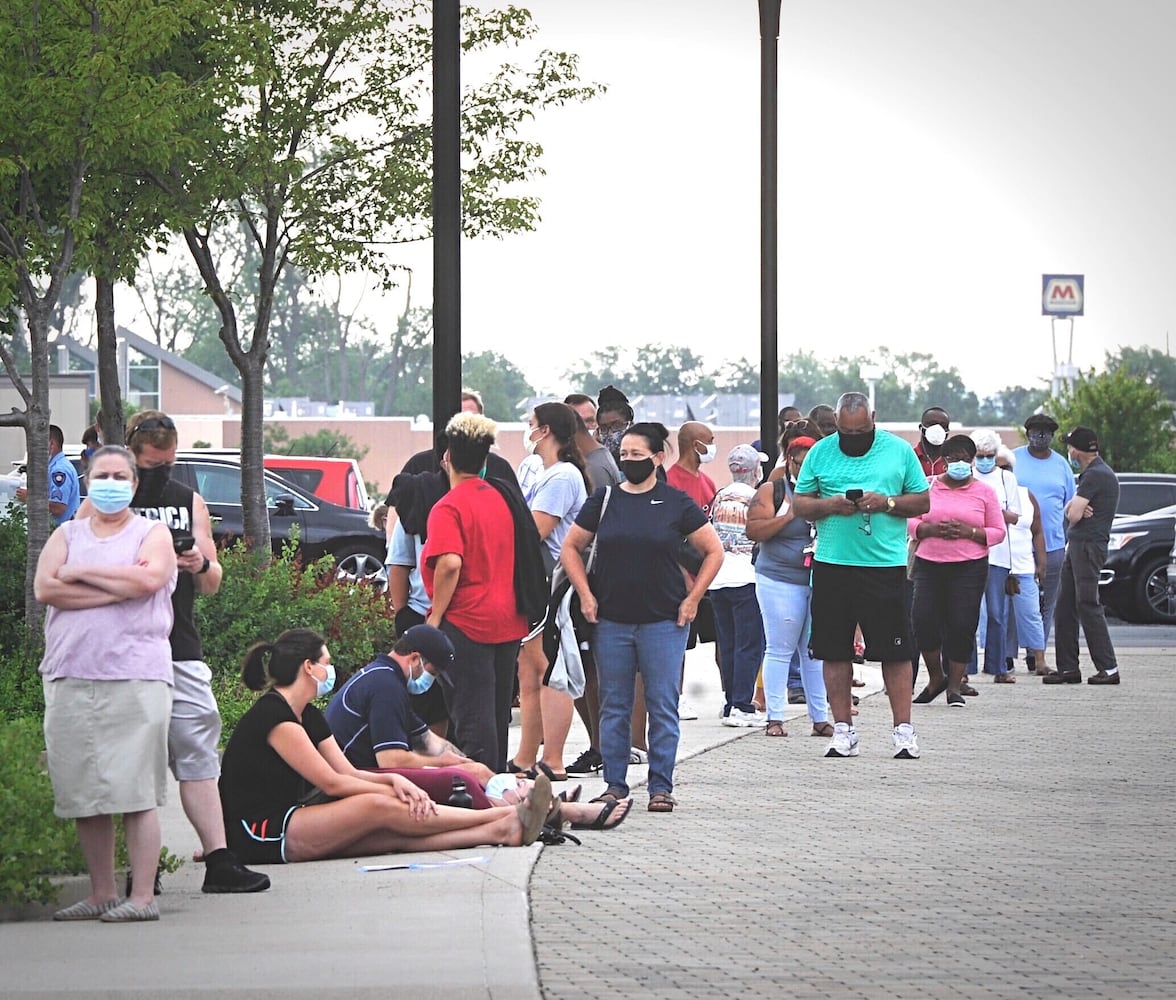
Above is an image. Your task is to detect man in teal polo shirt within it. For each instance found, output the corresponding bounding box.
[792,392,930,759]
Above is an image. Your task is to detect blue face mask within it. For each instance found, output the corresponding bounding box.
[313,662,336,699]
[88,479,135,514]
[974,456,997,474]
[946,461,973,481]
[1069,455,1082,471]
[406,658,435,695]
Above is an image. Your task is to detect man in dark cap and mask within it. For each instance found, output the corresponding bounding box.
[1012,413,1075,671]
[1045,426,1121,685]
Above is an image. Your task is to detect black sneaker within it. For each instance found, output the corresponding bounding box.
[125,867,163,897]
[566,748,603,775]
[202,849,271,893]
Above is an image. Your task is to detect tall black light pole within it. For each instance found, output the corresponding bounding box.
[759,0,781,466]
[432,0,461,429]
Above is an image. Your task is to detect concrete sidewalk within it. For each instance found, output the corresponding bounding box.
[532,648,1176,1000]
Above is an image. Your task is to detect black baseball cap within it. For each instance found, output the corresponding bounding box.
[400,625,455,671]
[1060,426,1099,452]
[1023,413,1059,433]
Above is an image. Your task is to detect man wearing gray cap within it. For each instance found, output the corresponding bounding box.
[1045,427,1120,685]
[1012,413,1075,668]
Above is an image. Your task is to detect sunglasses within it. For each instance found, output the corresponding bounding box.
[126,415,176,443]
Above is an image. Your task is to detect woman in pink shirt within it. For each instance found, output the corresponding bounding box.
[909,435,1006,708]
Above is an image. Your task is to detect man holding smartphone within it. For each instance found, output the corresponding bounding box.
[78,411,270,894]
[791,392,930,759]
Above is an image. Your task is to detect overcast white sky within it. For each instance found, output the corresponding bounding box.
[380,0,1176,403]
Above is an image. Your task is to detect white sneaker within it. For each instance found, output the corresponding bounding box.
[721,709,764,728]
[628,747,648,764]
[677,697,699,721]
[824,727,859,757]
[892,723,920,759]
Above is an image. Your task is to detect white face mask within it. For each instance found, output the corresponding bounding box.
[922,424,948,447]
[697,442,717,464]
[524,428,543,455]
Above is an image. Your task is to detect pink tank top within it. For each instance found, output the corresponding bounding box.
[40,516,177,683]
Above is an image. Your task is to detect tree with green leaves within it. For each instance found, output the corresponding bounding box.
[1045,368,1175,472]
[142,2,600,555]
[1105,346,1176,406]
[0,0,199,628]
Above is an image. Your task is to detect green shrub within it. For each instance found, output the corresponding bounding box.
[0,508,28,655]
[196,540,396,732]
[0,717,86,905]
[0,639,46,722]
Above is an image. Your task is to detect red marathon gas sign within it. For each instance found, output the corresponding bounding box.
[1042,274,1084,316]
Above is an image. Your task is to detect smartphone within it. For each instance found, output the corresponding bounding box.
[173,534,196,554]
[845,489,864,504]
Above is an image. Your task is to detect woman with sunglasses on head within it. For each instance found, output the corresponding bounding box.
[747,436,832,737]
[560,423,723,813]
[908,435,1006,706]
[218,628,552,865]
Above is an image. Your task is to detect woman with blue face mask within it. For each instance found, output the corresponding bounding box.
[907,435,1007,707]
[36,446,178,922]
[218,628,554,866]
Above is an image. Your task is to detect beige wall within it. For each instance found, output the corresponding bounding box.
[0,374,91,474]
[161,366,241,416]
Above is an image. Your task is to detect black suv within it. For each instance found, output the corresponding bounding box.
[1113,473,1176,521]
[169,455,387,588]
[1100,504,1176,623]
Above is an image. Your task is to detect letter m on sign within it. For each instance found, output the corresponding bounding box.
[1042,274,1084,316]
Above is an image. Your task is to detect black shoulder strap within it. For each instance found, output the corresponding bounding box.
[773,478,787,511]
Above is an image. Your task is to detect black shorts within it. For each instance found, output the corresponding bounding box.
[226,806,299,865]
[809,562,912,663]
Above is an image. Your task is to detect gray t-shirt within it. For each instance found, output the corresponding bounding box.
[525,461,588,565]
[584,446,621,493]
[1069,456,1118,543]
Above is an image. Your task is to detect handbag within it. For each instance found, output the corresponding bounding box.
[906,537,921,580]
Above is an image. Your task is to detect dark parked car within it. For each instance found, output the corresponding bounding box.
[1112,473,1176,521]
[1099,504,1176,624]
[168,455,387,589]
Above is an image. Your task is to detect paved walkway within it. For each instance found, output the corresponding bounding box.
[531,649,1176,1000]
[3,647,1173,998]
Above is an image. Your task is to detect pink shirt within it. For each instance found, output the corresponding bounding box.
[40,516,176,683]
[908,477,1006,563]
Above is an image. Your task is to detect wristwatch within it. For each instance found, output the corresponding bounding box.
[197,556,211,575]
[885,496,896,511]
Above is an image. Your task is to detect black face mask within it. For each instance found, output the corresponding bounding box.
[619,458,656,484]
[837,429,875,458]
[136,463,173,498]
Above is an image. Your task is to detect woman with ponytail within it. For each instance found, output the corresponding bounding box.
[510,402,590,781]
[218,628,552,864]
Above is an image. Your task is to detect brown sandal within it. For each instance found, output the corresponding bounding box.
[765,720,788,737]
[810,722,835,737]
[647,792,676,813]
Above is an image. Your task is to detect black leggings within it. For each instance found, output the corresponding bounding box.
[911,556,989,664]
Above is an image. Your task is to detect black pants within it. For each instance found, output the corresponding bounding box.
[1054,540,1118,675]
[911,556,989,665]
[436,619,520,773]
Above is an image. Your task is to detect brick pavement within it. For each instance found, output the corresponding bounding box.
[531,650,1176,1000]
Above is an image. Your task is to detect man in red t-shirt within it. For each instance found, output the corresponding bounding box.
[665,421,720,720]
[422,414,527,771]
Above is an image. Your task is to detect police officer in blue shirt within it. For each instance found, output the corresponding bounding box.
[16,424,80,527]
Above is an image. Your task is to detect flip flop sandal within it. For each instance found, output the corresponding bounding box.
[810,722,835,737]
[765,720,788,737]
[534,761,569,783]
[590,788,625,804]
[508,759,538,779]
[518,773,552,845]
[558,784,583,804]
[572,796,633,831]
[647,793,676,813]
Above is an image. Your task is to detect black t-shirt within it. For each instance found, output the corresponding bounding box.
[575,482,708,624]
[322,655,429,768]
[131,478,201,660]
[219,691,333,823]
[1070,456,1119,543]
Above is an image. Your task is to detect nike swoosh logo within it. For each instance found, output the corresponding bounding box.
[650,499,664,505]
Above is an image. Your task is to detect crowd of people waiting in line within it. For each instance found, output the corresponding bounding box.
[32,388,1121,922]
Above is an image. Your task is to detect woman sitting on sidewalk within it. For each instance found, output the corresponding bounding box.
[218,629,551,864]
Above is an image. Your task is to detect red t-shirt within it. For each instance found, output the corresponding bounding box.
[666,463,718,517]
[421,478,527,644]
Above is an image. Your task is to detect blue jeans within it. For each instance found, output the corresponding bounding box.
[1040,547,1065,647]
[593,618,689,798]
[755,574,828,723]
[1005,573,1045,653]
[970,565,1010,676]
[708,584,765,715]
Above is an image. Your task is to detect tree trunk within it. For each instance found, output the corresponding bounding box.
[21,307,53,635]
[238,355,270,554]
[94,274,125,445]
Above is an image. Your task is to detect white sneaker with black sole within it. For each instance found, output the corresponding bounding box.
[824,726,859,757]
[721,709,765,728]
[892,723,920,759]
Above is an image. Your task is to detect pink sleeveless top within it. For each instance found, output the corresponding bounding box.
[40,516,177,683]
